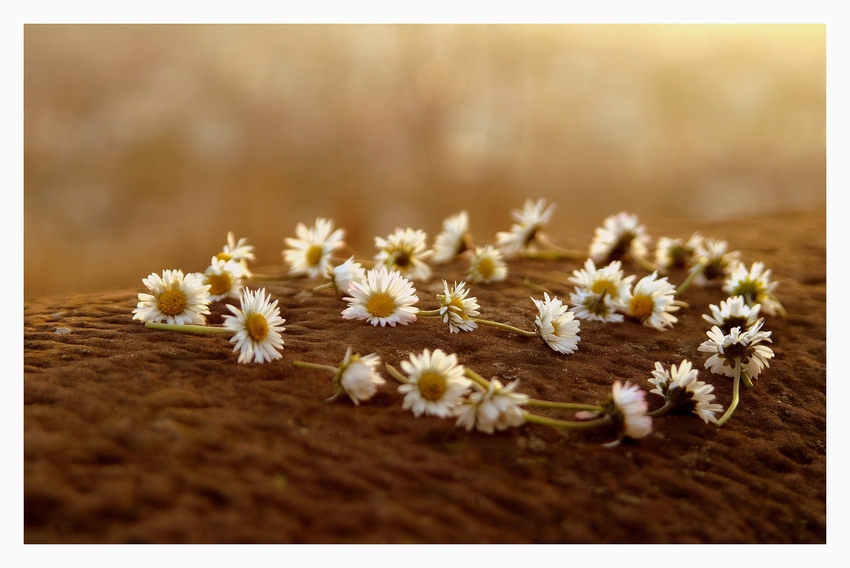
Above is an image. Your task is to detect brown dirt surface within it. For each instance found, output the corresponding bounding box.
[23,208,826,544]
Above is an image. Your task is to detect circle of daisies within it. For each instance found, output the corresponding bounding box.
[132,201,785,446]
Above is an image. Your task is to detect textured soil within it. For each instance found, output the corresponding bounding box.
[23,208,826,544]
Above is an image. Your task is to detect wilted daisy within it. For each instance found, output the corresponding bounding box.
[342,266,419,327]
[648,360,723,424]
[222,287,286,364]
[283,217,346,279]
[698,320,774,383]
[589,211,651,265]
[467,245,508,284]
[568,259,633,321]
[438,280,480,333]
[216,232,256,277]
[328,256,367,295]
[495,198,556,258]
[689,237,741,286]
[398,349,471,418]
[202,256,246,302]
[454,378,528,434]
[374,227,433,281]
[133,269,211,325]
[432,211,472,264]
[623,271,679,330]
[723,261,784,317]
[532,293,581,354]
[654,233,703,269]
[703,295,762,334]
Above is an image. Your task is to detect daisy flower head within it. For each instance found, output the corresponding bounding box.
[654,232,703,269]
[432,211,472,264]
[333,347,385,405]
[467,245,508,284]
[623,271,679,330]
[329,256,367,295]
[609,381,653,441]
[569,288,625,323]
[703,295,762,334]
[589,211,651,265]
[342,266,419,327]
[438,280,480,333]
[216,232,256,277]
[690,237,741,286]
[454,378,528,434]
[568,259,634,321]
[202,256,246,302]
[723,261,784,317]
[283,217,346,279]
[222,287,286,364]
[374,227,433,281]
[698,321,774,382]
[398,349,471,418]
[133,269,211,325]
[649,360,723,424]
[495,198,555,258]
[532,293,581,354]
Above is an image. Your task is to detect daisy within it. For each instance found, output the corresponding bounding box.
[723,261,784,317]
[654,233,702,269]
[342,266,419,327]
[283,217,346,279]
[334,347,385,405]
[702,295,762,334]
[588,211,651,265]
[623,271,679,330]
[698,320,774,383]
[216,232,256,277]
[222,287,286,364]
[133,269,211,325]
[495,198,556,258]
[432,211,472,264]
[568,259,633,321]
[328,256,367,295]
[648,360,723,424]
[438,280,480,333]
[467,245,508,284]
[202,256,246,302]
[374,227,433,281]
[398,349,471,418]
[454,378,528,434]
[689,237,741,286]
[532,293,581,354]
[609,381,653,441]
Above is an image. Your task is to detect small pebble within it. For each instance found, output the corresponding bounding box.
[54,327,71,335]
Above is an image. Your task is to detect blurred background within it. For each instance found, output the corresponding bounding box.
[24,24,825,298]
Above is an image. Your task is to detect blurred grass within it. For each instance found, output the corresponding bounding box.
[24,24,825,298]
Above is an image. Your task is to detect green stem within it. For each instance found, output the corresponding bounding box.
[534,234,586,259]
[312,281,335,292]
[523,277,554,296]
[463,368,492,390]
[144,322,232,334]
[525,399,603,412]
[715,360,742,427]
[416,309,442,317]
[646,400,676,418]
[472,318,538,338]
[292,361,338,374]
[675,261,705,295]
[631,253,665,275]
[385,363,409,384]
[523,411,611,430]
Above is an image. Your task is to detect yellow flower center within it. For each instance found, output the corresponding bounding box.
[305,244,324,267]
[366,293,395,318]
[630,294,654,320]
[449,296,468,319]
[216,252,232,262]
[477,257,495,279]
[732,279,763,307]
[591,278,616,297]
[207,272,232,296]
[245,313,269,342]
[418,372,447,402]
[158,289,187,315]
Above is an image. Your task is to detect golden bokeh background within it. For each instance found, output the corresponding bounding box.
[24,24,825,298]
